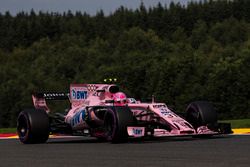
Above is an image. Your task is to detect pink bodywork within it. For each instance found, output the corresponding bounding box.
[32,84,216,137]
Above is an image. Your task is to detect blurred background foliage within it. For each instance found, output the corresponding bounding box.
[0,0,250,127]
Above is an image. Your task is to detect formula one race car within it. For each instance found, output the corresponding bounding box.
[17,84,232,144]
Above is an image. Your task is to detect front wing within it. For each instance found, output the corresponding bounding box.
[127,123,232,138]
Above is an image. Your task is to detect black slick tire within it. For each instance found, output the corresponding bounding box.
[104,106,134,143]
[186,101,217,129]
[17,109,49,144]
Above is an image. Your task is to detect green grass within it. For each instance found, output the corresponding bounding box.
[219,119,250,128]
[0,128,16,133]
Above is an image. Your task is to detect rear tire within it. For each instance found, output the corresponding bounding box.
[17,109,49,144]
[104,106,134,143]
[186,101,217,130]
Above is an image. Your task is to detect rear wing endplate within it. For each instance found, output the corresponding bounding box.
[32,92,69,113]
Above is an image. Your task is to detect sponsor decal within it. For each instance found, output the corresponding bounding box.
[153,104,166,108]
[70,85,88,107]
[72,89,87,100]
[133,128,143,135]
[127,127,145,137]
[87,85,97,92]
[159,108,178,118]
[160,108,172,116]
[172,119,191,128]
[71,109,86,126]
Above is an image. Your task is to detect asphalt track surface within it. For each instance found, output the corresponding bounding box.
[0,135,250,167]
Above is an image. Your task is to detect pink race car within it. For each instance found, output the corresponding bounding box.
[17,84,232,144]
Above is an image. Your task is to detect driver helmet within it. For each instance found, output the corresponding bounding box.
[113,92,127,106]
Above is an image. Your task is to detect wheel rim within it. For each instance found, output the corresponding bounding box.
[17,114,29,139]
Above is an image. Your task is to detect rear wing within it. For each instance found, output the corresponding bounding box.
[32,92,69,113]
[32,92,69,100]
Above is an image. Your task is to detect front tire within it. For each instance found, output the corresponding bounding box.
[104,106,134,143]
[17,109,50,144]
[186,101,217,130]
